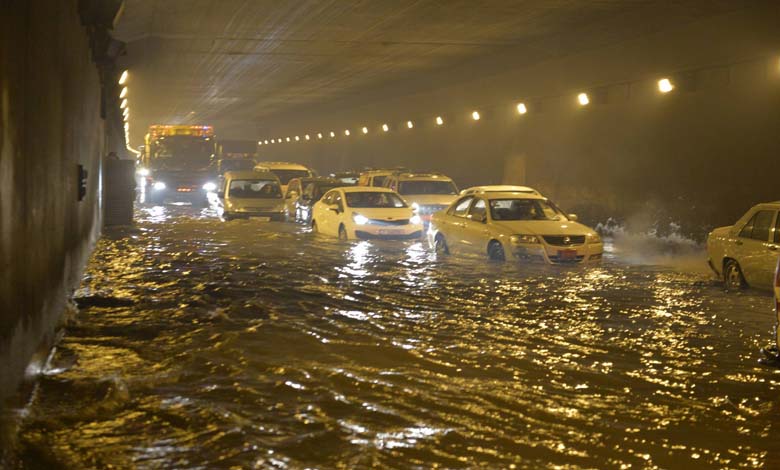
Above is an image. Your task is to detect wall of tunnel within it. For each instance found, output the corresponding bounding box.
[0,1,108,402]
[259,4,780,239]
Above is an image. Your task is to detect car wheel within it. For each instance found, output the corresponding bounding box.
[724,259,747,291]
[434,234,449,255]
[338,224,349,241]
[488,240,506,262]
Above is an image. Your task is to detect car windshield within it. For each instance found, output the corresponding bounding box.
[345,192,407,208]
[489,199,565,221]
[398,180,457,195]
[266,169,311,184]
[229,179,282,199]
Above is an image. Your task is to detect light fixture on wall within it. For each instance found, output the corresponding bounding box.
[119,87,128,99]
[317,133,323,139]
[264,140,268,144]
[344,129,350,136]
[407,120,414,129]
[657,78,674,93]
[330,131,335,138]
[118,70,128,85]
[516,102,527,114]
[305,134,310,140]
[382,124,389,132]
[471,111,480,120]
[362,126,368,134]
[295,136,300,141]
[577,93,590,106]
[435,116,443,126]
[120,98,128,109]
[286,137,291,142]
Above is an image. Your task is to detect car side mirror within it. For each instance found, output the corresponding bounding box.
[568,213,578,221]
[328,205,340,213]
[478,213,487,223]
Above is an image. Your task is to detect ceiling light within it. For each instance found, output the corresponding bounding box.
[471,111,480,120]
[123,107,129,116]
[119,87,127,99]
[295,136,300,141]
[317,133,323,139]
[258,141,262,146]
[362,127,368,134]
[382,124,389,132]
[118,70,128,85]
[516,103,527,114]
[120,98,128,109]
[435,116,443,126]
[286,137,290,142]
[577,93,590,106]
[330,131,335,138]
[305,134,310,140]
[264,140,269,144]
[344,129,350,136]
[658,78,674,93]
[407,120,414,129]
[271,139,275,143]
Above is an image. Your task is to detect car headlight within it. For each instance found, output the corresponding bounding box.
[352,213,369,225]
[202,182,217,192]
[588,233,602,244]
[137,167,150,177]
[510,234,539,244]
[410,215,422,225]
[152,181,166,191]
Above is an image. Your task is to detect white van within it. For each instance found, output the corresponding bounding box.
[253,162,314,194]
[218,170,286,221]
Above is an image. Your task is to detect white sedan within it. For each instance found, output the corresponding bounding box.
[311,187,424,240]
[707,202,780,291]
[428,192,603,263]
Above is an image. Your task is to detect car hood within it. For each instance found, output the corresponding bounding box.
[490,219,596,236]
[349,207,414,220]
[708,225,733,239]
[402,194,458,206]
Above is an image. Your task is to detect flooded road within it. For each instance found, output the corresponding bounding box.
[9,205,780,469]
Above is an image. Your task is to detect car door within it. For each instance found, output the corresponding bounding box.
[734,209,777,287]
[441,196,473,253]
[461,198,490,253]
[315,191,334,233]
[331,191,346,235]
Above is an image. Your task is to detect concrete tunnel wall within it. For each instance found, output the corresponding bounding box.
[0,1,108,403]
[259,4,780,240]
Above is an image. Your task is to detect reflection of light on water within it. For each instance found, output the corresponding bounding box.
[140,205,167,223]
[342,241,372,278]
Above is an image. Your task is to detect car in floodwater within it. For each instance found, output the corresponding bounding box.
[459,185,542,197]
[428,192,603,263]
[253,161,314,194]
[384,172,459,225]
[292,177,353,224]
[218,170,285,221]
[707,202,780,291]
[357,168,408,187]
[330,171,360,185]
[311,186,423,240]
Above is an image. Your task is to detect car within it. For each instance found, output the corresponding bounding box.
[707,202,780,291]
[357,168,408,187]
[311,186,423,240]
[384,173,459,225]
[330,171,360,184]
[460,185,542,197]
[294,177,353,224]
[253,161,314,194]
[217,170,286,221]
[428,192,603,263]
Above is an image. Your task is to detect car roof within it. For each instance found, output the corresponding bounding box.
[224,170,279,179]
[254,161,310,170]
[475,191,546,201]
[462,185,540,194]
[300,177,343,184]
[337,186,396,193]
[393,173,452,181]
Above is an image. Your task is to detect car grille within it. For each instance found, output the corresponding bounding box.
[543,235,586,246]
[416,205,448,215]
[369,218,409,226]
[548,254,586,264]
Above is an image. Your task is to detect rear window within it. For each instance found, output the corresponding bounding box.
[398,180,457,195]
[228,180,282,199]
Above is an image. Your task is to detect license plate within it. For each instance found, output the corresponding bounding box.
[378,229,402,235]
[558,249,577,260]
[255,216,270,222]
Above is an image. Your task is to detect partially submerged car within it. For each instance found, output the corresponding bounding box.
[384,172,459,224]
[428,192,603,263]
[218,170,285,221]
[253,161,314,194]
[286,177,349,223]
[707,202,780,291]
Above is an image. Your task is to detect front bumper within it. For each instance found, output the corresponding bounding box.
[352,223,424,240]
[355,229,424,240]
[226,209,285,220]
[510,242,603,264]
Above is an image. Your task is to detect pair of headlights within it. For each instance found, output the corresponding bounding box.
[509,233,603,245]
[151,181,217,191]
[352,213,422,225]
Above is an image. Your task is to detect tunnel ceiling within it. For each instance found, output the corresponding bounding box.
[114,0,745,141]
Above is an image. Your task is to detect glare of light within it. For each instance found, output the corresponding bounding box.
[124,122,129,131]
[471,111,480,121]
[286,137,291,142]
[382,124,389,132]
[362,126,368,134]
[202,182,217,192]
[295,135,300,141]
[410,214,422,225]
[137,167,150,177]
[258,141,262,146]
[271,139,275,143]
[305,134,310,140]
[123,107,129,117]
[153,181,166,190]
[407,120,414,129]
[123,112,129,122]
[344,129,350,136]
[435,116,443,126]
[118,70,128,85]
[264,140,269,144]
[577,93,590,106]
[318,133,323,139]
[120,98,128,109]
[516,102,527,114]
[658,78,674,93]
[330,131,335,138]
[119,87,128,99]
[353,213,369,225]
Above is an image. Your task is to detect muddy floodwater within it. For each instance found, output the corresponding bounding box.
[8,205,780,469]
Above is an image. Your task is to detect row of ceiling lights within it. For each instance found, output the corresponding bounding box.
[119,70,130,145]
[257,78,676,146]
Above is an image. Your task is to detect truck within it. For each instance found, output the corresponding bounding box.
[140,125,218,205]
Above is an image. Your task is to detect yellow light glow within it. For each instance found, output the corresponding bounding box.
[119,87,128,99]
[122,107,129,117]
[264,140,268,144]
[577,93,590,106]
[435,116,443,126]
[120,98,128,109]
[330,131,335,138]
[471,111,480,120]
[317,133,323,139]
[123,112,129,121]
[271,139,275,143]
[286,137,290,142]
[344,129,350,136]
[382,124,389,132]
[305,134,310,140]
[118,70,128,85]
[407,120,414,129]
[658,78,674,93]
[516,102,527,114]
[295,136,300,141]
[362,127,368,134]
[124,122,129,131]
[258,141,262,146]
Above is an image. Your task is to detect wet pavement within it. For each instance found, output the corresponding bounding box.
[7,204,780,469]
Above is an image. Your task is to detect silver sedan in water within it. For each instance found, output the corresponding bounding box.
[707,202,780,291]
